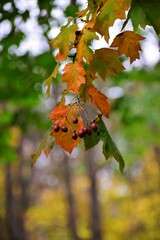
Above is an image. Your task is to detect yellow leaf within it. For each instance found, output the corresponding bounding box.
[50,19,78,60]
[77,28,99,64]
[111,31,145,63]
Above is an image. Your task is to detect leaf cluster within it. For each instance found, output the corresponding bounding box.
[33,0,160,171]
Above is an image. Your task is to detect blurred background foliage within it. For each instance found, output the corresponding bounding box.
[0,0,160,240]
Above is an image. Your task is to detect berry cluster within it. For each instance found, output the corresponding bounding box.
[53,117,98,140]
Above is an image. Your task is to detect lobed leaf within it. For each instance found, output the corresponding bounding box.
[50,19,78,60]
[50,105,84,154]
[90,48,125,80]
[49,105,68,121]
[77,28,99,64]
[111,31,145,63]
[62,62,86,94]
[94,0,131,42]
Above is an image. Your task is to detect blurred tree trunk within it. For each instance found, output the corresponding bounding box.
[63,154,79,240]
[4,138,31,240]
[86,149,102,240]
[5,163,27,240]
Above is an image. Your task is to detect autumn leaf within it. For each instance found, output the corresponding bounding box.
[49,105,68,121]
[94,0,131,42]
[90,48,125,80]
[55,52,66,61]
[31,131,54,166]
[50,18,78,60]
[50,105,84,154]
[111,31,145,63]
[77,28,99,64]
[85,7,99,29]
[44,62,60,97]
[88,85,110,118]
[62,62,86,94]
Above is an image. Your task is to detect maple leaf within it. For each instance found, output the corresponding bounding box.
[77,28,99,64]
[94,0,131,42]
[62,62,86,94]
[44,62,60,97]
[31,131,54,166]
[50,105,84,154]
[88,85,110,118]
[111,31,145,63]
[55,52,66,61]
[49,105,68,121]
[90,48,125,80]
[50,19,78,60]
[123,0,160,36]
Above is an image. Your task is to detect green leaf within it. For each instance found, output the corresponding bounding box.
[94,0,131,42]
[44,62,60,97]
[90,48,125,80]
[97,118,125,172]
[31,130,54,167]
[77,29,99,63]
[50,18,78,60]
[84,131,100,150]
[124,0,160,36]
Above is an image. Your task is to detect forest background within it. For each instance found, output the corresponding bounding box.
[0,0,160,240]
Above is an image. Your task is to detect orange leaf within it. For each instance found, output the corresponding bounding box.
[88,85,110,118]
[62,62,86,94]
[90,48,125,80]
[50,105,84,154]
[49,105,68,121]
[55,52,66,61]
[111,31,145,63]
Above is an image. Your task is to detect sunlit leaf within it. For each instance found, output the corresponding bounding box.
[77,28,99,64]
[50,18,78,60]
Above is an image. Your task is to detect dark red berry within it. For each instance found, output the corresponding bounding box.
[54,124,60,132]
[86,127,92,135]
[82,127,87,134]
[78,129,85,138]
[61,125,68,132]
[72,118,78,124]
[91,122,98,132]
[72,133,78,140]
